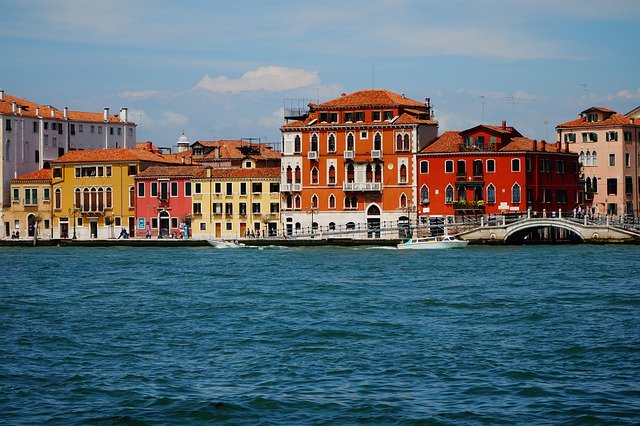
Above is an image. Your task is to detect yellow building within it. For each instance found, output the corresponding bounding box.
[191,164,282,239]
[51,147,176,239]
[5,169,53,240]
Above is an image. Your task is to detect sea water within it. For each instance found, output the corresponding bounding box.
[1,245,639,424]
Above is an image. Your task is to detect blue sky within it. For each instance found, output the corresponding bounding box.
[1,0,638,150]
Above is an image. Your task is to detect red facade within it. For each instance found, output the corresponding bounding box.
[416,124,581,222]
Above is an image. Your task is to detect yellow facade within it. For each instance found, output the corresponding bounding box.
[5,170,53,240]
[191,165,282,239]
[51,161,138,239]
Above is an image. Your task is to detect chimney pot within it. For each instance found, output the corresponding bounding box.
[64,107,68,120]
[50,109,55,118]
[120,107,128,123]
[502,120,506,130]
[0,89,4,101]
[103,107,109,122]
[12,102,17,114]
[36,107,40,117]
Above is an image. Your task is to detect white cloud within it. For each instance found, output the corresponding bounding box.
[513,90,538,101]
[162,111,188,127]
[195,66,320,93]
[119,90,160,100]
[614,89,640,100]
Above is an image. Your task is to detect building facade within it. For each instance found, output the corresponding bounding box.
[279,89,438,237]
[4,169,53,239]
[0,90,137,232]
[556,107,640,217]
[50,147,175,239]
[418,123,581,226]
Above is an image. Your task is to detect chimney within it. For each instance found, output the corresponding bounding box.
[17,106,22,115]
[502,120,506,130]
[103,107,109,122]
[146,141,152,150]
[120,107,128,123]
[542,140,546,151]
[63,107,68,120]
[425,97,431,107]
[36,107,40,117]
[50,109,55,118]
[0,89,4,101]
[12,102,17,114]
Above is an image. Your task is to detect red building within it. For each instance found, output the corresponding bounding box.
[134,165,206,238]
[416,122,581,225]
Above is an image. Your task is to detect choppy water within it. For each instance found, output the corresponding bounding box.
[1,244,639,424]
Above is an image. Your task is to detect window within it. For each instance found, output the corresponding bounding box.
[511,158,521,172]
[270,202,279,213]
[346,133,355,151]
[150,182,158,197]
[226,182,233,195]
[225,203,233,215]
[606,131,618,141]
[245,161,252,169]
[586,113,598,122]
[33,122,38,133]
[420,161,429,174]
[159,181,168,200]
[609,154,615,166]
[185,182,192,196]
[5,119,12,131]
[383,110,393,120]
[328,165,336,185]
[512,183,521,203]
[195,182,202,194]
[43,188,50,201]
[625,153,631,168]
[240,182,247,196]
[55,188,61,209]
[311,167,319,185]
[53,167,62,178]
[564,133,576,143]
[105,166,111,177]
[252,182,262,193]
[214,182,221,194]
[270,182,279,193]
[13,188,19,201]
[328,134,336,152]
[311,195,318,209]
[624,131,632,142]
[445,160,454,173]
[329,194,336,209]
[373,133,382,150]
[239,203,247,215]
[473,160,483,176]
[128,165,137,175]
[360,131,367,139]
[252,202,261,214]
[625,176,632,195]
[372,111,381,121]
[607,178,617,195]
[445,185,454,203]
[582,132,598,142]
[90,125,95,134]
[98,126,102,134]
[487,184,496,204]
[294,135,301,153]
[345,196,358,209]
[193,203,202,214]
[171,182,178,196]
[399,164,407,184]
[137,182,145,197]
[395,134,410,151]
[457,160,466,176]
[212,202,222,214]
[420,186,429,204]
[311,134,318,152]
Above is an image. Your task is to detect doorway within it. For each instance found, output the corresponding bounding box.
[159,211,170,237]
[366,204,381,238]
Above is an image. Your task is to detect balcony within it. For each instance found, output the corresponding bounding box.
[343,182,382,192]
[282,183,292,192]
[308,151,318,160]
[293,183,302,192]
[452,200,485,211]
[371,150,382,159]
[344,151,354,160]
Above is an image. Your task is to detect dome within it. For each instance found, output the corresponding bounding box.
[177,133,189,145]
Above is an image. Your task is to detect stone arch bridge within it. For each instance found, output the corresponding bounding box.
[458,217,640,243]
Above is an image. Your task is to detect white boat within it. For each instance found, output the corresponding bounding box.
[397,234,469,250]
[208,239,245,248]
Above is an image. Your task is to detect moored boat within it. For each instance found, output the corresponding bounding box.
[208,239,246,248]
[397,235,469,250]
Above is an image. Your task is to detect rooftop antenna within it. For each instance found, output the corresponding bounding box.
[137,113,143,140]
[479,95,486,122]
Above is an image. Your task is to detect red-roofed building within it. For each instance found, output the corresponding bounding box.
[4,169,53,239]
[556,107,640,217]
[0,90,137,232]
[280,89,438,237]
[417,122,581,227]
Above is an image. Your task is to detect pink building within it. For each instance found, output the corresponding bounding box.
[134,165,206,238]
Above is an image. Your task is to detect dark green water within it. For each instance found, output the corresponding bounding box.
[1,245,639,424]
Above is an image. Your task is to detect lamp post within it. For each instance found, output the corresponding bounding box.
[69,207,78,239]
[307,207,318,236]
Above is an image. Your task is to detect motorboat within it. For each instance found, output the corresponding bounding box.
[397,234,469,250]
[208,239,246,248]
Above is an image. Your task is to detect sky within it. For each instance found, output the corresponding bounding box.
[1,0,639,150]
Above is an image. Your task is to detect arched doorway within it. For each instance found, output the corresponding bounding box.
[27,214,36,237]
[159,211,170,238]
[366,204,381,238]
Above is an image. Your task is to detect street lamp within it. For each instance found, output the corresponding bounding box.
[307,207,318,235]
[69,207,78,239]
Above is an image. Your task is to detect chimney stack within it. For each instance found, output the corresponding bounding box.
[63,107,68,120]
[50,109,55,118]
[0,89,4,101]
[502,120,506,130]
[120,107,128,123]
[103,107,109,122]
[12,102,17,114]
[36,107,40,117]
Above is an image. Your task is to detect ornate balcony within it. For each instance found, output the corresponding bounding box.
[343,182,382,192]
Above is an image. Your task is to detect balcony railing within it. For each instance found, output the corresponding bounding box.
[371,150,382,159]
[453,200,485,210]
[308,151,318,160]
[343,182,382,192]
[344,151,354,160]
[292,183,302,192]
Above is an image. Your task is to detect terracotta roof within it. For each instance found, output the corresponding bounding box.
[0,92,133,124]
[420,131,464,153]
[136,165,208,179]
[194,140,281,160]
[393,112,434,125]
[11,168,53,183]
[500,137,563,152]
[194,167,281,179]
[312,89,426,109]
[557,112,633,128]
[580,106,616,114]
[52,148,177,164]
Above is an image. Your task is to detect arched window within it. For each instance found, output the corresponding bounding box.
[579,151,585,165]
[585,151,592,166]
[366,164,373,182]
[294,135,301,153]
[445,185,454,204]
[98,188,104,211]
[54,188,61,210]
[373,133,382,150]
[328,134,336,152]
[346,163,355,183]
[294,195,301,210]
[83,188,90,212]
[592,176,598,193]
[106,188,112,209]
[328,194,336,209]
[286,165,293,184]
[129,186,135,208]
[420,185,429,204]
[311,167,319,185]
[457,185,467,202]
[396,134,403,151]
[585,177,592,192]
[403,134,410,151]
[294,165,301,183]
[512,183,521,203]
[328,165,336,185]
[90,188,97,211]
[367,204,380,215]
[592,151,598,166]
[487,184,496,204]
[329,222,336,230]
[375,164,382,182]
[399,164,407,184]
[346,133,355,151]
[311,134,318,152]
[311,194,318,209]
[286,194,293,209]
[400,193,407,209]
[74,188,81,209]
